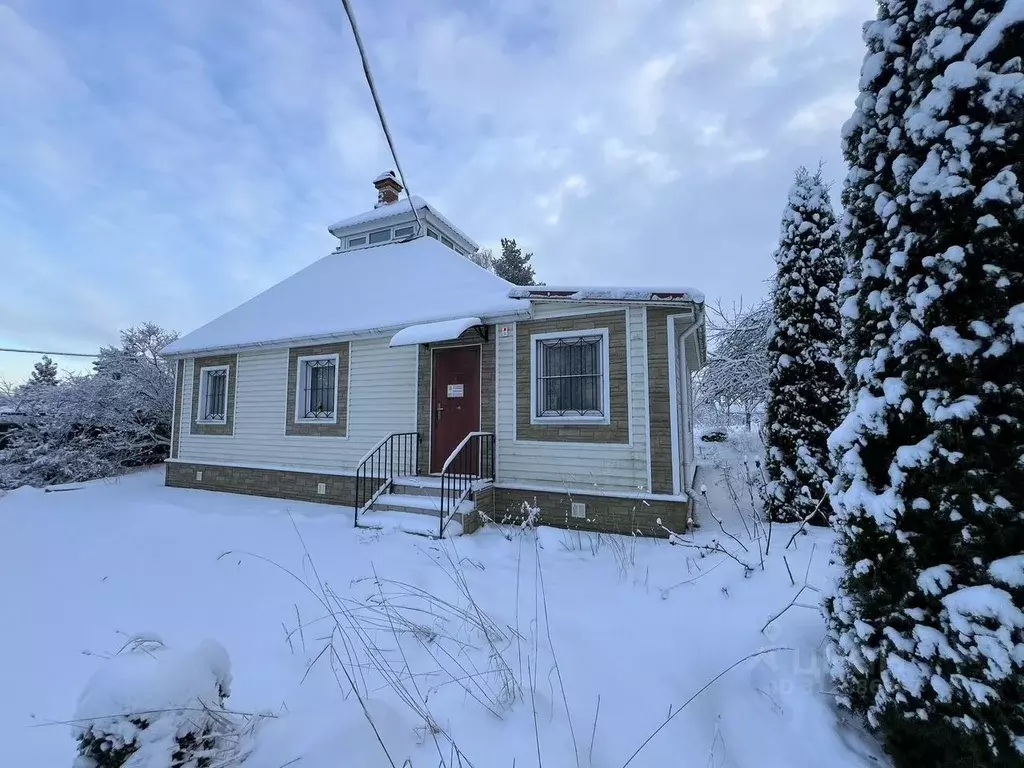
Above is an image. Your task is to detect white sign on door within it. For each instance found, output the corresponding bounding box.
[500,326,510,337]
[447,384,464,398]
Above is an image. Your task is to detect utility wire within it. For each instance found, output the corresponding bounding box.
[0,347,98,358]
[338,0,424,236]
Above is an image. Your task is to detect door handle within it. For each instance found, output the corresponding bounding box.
[435,402,444,422]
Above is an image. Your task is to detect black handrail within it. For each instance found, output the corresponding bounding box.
[439,431,495,537]
[354,432,419,527]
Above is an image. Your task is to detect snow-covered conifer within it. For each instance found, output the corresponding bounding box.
[493,238,537,285]
[28,354,58,386]
[826,2,1023,765]
[763,166,844,523]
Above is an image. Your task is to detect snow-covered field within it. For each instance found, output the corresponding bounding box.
[1,463,885,767]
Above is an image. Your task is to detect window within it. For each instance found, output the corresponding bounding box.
[441,235,454,249]
[198,366,229,423]
[394,225,415,238]
[426,228,439,240]
[347,235,367,248]
[532,331,609,422]
[368,228,391,245]
[454,244,467,255]
[296,355,339,421]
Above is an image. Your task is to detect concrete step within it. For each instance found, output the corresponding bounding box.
[392,476,493,499]
[391,481,446,498]
[372,492,476,518]
[357,509,463,538]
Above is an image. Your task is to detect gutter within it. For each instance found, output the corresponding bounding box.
[677,302,706,505]
[516,297,703,314]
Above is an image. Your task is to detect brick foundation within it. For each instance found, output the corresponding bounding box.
[492,486,691,538]
[165,462,689,538]
[166,461,363,507]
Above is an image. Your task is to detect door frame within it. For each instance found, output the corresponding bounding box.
[429,343,483,474]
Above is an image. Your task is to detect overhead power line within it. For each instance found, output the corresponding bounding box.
[338,0,424,236]
[0,347,99,358]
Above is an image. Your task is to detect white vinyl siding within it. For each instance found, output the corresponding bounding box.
[495,304,651,493]
[178,337,417,472]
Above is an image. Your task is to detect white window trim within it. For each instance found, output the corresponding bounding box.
[294,353,340,424]
[197,365,230,425]
[529,328,611,426]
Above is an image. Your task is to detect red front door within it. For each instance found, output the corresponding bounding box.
[430,345,481,473]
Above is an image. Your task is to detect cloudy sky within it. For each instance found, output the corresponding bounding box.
[0,0,873,381]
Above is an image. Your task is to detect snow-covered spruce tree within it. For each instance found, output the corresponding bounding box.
[763,167,844,524]
[28,354,58,386]
[826,2,1024,766]
[493,237,537,285]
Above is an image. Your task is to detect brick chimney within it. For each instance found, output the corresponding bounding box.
[373,170,403,207]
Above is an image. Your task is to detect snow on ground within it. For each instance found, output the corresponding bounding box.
[0,465,885,767]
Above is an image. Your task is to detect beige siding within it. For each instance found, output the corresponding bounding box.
[178,337,418,472]
[495,304,650,492]
[529,302,622,320]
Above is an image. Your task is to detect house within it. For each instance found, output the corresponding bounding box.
[161,172,706,537]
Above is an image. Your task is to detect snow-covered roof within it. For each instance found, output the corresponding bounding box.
[509,285,706,303]
[162,238,528,356]
[389,317,482,348]
[327,195,478,250]
[328,196,424,232]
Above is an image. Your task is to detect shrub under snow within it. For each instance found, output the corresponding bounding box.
[73,638,237,768]
[826,1,1024,766]
[0,324,177,490]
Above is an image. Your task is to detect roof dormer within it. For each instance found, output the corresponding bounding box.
[327,173,481,256]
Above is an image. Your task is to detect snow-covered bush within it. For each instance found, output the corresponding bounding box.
[73,638,238,768]
[826,2,1024,766]
[763,166,844,524]
[0,324,177,489]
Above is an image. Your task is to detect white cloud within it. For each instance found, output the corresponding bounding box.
[0,0,876,381]
[536,174,590,226]
[786,90,857,135]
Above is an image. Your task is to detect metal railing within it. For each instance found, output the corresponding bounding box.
[354,431,419,527]
[439,431,494,538]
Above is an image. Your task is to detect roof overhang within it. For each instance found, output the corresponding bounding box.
[389,317,483,348]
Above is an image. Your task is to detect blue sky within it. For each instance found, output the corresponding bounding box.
[0,0,873,382]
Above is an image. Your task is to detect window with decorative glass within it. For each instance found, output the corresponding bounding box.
[533,332,607,420]
[198,366,229,423]
[297,355,338,421]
